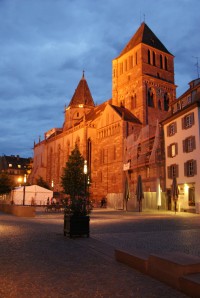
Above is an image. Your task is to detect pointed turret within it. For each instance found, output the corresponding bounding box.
[68,71,95,107]
[63,72,95,130]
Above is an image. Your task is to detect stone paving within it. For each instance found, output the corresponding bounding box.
[1,208,199,297]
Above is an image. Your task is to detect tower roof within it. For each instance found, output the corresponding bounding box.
[119,22,172,57]
[68,72,95,107]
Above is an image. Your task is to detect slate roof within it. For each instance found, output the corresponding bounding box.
[119,22,172,57]
[110,105,141,124]
[68,72,95,107]
[85,102,107,122]
[0,155,31,171]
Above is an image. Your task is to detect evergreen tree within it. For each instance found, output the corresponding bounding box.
[0,173,13,195]
[61,145,85,199]
[36,176,51,190]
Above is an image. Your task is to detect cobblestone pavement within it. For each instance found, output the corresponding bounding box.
[1,208,199,298]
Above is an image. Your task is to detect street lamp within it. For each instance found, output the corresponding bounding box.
[23,174,27,206]
[83,160,87,198]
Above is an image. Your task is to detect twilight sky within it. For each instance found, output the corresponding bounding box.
[0,0,199,158]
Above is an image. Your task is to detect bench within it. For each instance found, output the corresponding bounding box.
[115,249,200,296]
[148,252,200,289]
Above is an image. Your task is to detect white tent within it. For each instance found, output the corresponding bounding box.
[11,185,53,206]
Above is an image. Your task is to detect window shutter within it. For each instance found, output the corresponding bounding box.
[191,112,194,125]
[183,140,186,152]
[193,136,196,150]
[174,122,177,133]
[175,143,178,155]
[167,166,172,179]
[184,162,188,176]
[167,146,171,157]
[167,125,169,137]
[176,164,179,178]
[193,160,197,175]
[186,138,189,153]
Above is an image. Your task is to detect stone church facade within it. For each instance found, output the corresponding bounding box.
[30,22,176,210]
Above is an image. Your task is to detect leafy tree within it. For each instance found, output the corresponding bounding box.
[36,176,51,190]
[0,173,13,195]
[61,145,85,199]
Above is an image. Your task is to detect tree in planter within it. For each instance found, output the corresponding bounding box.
[61,145,92,216]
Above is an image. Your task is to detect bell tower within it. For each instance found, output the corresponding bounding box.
[112,22,176,126]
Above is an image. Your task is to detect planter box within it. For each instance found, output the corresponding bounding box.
[0,204,35,217]
[64,214,90,237]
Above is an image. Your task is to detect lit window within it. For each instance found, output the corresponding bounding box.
[171,144,176,157]
[9,163,12,167]
[18,165,21,168]
[167,143,178,157]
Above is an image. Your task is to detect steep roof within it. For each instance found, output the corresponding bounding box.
[68,72,95,107]
[0,155,30,170]
[85,102,107,122]
[111,105,142,124]
[119,22,172,57]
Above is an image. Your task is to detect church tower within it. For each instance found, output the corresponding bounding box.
[112,22,176,126]
[63,72,95,130]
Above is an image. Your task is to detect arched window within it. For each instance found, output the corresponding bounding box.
[153,52,156,66]
[165,56,168,70]
[158,99,161,110]
[164,93,169,111]
[160,55,163,69]
[148,49,151,64]
[148,88,154,107]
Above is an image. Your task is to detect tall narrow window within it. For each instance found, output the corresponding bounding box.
[153,52,156,66]
[160,54,163,69]
[148,49,151,64]
[135,52,138,65]
[165,56,168,70]
[164,93,169,111]
[148,88,154,107]
[158,99,161,110]
[129,55,133,68]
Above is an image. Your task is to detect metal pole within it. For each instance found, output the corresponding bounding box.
[23,185,25,206]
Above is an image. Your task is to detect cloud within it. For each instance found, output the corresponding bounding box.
[0,0,199,156]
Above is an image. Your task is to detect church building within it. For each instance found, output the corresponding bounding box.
[30,22,176,210]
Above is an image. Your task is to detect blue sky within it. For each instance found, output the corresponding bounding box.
[0,0,199,157]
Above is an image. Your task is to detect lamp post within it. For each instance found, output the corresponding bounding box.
[83,160,88,199]
[23,174,27,206]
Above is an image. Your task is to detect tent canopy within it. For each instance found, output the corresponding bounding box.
[12,185,53,205]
